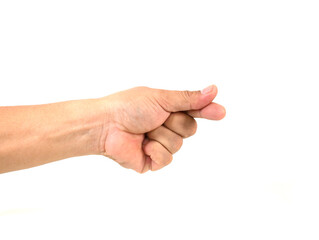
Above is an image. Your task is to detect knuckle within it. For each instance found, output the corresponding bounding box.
[189,119,197,136]
[179,91,192,109]
[149,146,173,171]
[183,118,197,138]
[156,89,171,110]
[158,152,173,166]
[173,137,183,153]
[164,154,173,165]
[133,86,150,91]
[180,90,201,109]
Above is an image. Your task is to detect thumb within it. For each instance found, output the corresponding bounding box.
[156,85,218,112]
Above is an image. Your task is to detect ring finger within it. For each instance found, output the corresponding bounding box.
[146,125,183,154]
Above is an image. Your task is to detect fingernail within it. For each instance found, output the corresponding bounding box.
[201,85,216,95]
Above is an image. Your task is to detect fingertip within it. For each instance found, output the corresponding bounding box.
[213,104,226,120]
[219,105,226,120]
[198,85,218,108]
[213,84,218,96]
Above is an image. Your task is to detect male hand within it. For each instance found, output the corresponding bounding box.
[99,85,226,173]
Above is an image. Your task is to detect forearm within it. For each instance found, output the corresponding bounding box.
[0,98,106,173]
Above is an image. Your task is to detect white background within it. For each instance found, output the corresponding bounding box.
[0,0,319,239]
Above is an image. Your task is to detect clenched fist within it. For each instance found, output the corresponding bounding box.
[99,85,226,173]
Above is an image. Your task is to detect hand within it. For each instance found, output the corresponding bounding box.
[99,85,226,173]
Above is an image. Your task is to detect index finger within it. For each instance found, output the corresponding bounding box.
[186,102,226,120]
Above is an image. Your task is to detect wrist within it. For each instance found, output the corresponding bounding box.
[91,97,111,156]
[70,98,109,156]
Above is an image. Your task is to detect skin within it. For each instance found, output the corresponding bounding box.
[0,85,225,174]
